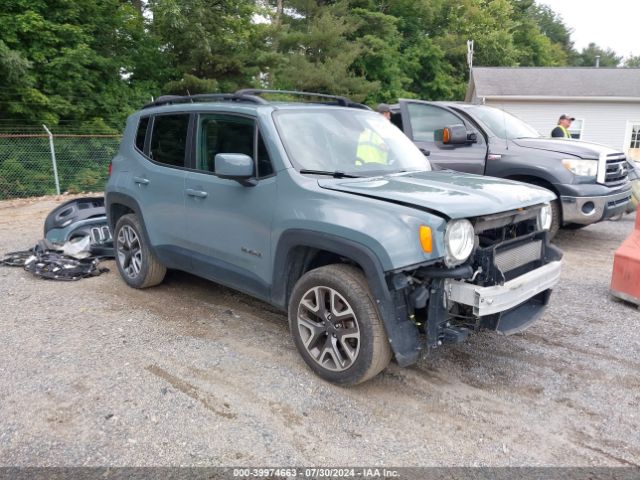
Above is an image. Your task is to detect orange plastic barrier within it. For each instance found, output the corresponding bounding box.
[610,206,640,306]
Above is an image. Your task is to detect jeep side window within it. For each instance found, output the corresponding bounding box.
[197,114,274,178]
[407,104,462,142]
[149,114,189,167]
[135,116,149,153]
[197,114,253,173]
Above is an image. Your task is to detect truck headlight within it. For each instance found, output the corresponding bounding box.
[537,203,552,231]
[561,159,597,177]
[444,219,475,266]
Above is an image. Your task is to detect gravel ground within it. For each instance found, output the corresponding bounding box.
[0,195,639,467]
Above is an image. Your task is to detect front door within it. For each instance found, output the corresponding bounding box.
[184,113,277,301]
[399,100,487,175]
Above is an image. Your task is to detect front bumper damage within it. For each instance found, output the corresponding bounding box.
[388,221,563,358]
[445,259,561,334]
[446,260,561,317]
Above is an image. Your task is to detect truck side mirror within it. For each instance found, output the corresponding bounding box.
[435,124,468,145]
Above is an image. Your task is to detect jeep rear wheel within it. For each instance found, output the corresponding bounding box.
[114,214,166,289]
[288,264,392,385]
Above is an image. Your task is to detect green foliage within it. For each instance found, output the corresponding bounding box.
[572,43,622,67]
[164,74,219,96]
[0,0,629,125]
[624,56,640,68]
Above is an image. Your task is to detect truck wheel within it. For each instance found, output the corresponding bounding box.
[549,199,561,239]
[563,223,589,230]
[288,264,392,386]
[114,213,166,289]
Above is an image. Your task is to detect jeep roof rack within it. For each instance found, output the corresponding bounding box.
[142,89,371,110]
[234,89,370,109]
[142,92,268,109]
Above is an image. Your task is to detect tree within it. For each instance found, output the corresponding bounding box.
[0,0,168,128]
[149,0,269,93]
[572,43,622,67]
[624,55,640,68]
[268,1,378,100]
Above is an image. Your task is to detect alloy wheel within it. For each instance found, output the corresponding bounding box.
[116,225,142,278]
[296,286,361,372]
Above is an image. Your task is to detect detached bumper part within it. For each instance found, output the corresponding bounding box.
[446,259,562,317]
[561,188,631,224]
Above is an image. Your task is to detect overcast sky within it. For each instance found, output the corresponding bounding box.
[540,0,639,60]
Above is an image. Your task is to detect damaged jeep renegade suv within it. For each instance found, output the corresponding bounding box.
[106,89,563,385]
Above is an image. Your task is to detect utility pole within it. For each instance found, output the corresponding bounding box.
[467,40,474,71]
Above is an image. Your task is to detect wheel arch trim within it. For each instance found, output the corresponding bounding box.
[272,229,421,366]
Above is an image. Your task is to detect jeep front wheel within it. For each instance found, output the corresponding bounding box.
[288,264,392,385]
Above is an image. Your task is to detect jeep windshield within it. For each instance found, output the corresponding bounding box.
[461,105,542,140]
[274,108,431,176]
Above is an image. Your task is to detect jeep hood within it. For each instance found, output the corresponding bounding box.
[318,171,555,219]
[512,137,621,158]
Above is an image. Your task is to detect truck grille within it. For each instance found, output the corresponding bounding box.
[495,240,542,273]
[604,153,628,187]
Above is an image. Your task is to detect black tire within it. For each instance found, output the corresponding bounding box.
[288,264,392,386]
[549,199,561,239]
[563,222,589,230]
[114,213,166,289]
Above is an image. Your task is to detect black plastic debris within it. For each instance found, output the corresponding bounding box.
[1,240,109,281]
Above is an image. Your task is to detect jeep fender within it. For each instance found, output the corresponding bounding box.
[272,229,422,367]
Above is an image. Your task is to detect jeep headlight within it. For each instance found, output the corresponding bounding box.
[537,203,552,231]
[444,219,475,266]
[561,158,597,177]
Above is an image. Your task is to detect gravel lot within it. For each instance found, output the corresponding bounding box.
[0,195,639,467]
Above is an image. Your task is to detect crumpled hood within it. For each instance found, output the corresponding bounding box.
[318,171,556,219]
[512,137,621,158]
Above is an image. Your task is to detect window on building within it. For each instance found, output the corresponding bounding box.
[149,114,190,167]
[568,119,584,139]
[628,123,640,161]
[630,124,640,149]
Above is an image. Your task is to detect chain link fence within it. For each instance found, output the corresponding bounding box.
[0,125,121,200]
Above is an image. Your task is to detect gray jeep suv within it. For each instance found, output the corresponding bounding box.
[106,90,563,385]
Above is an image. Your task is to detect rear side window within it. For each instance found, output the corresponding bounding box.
[149,114,190,167]
[135,116,149,152]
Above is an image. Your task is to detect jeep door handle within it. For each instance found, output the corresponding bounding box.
[186,188,208,198]
[133,176,149,185]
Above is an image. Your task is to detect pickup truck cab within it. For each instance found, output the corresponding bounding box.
[389,100,632,236]
[106,90,563,385]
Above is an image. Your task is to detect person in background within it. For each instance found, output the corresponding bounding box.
[551,114,575,138]
[376,103,392,121]
[356,104,391,164]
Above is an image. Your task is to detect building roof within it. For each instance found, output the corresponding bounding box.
[466,67,640,102]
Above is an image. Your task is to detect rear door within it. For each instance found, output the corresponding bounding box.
[183,112,276,300]
[129,113,190,266]
[399,100,487,174]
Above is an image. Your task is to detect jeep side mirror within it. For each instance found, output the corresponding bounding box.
[215,153,257,186]
[435,124,473,145]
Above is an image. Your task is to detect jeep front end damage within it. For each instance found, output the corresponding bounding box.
[392,205,563,351]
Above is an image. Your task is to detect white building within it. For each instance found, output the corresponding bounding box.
[465,67,640,160]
